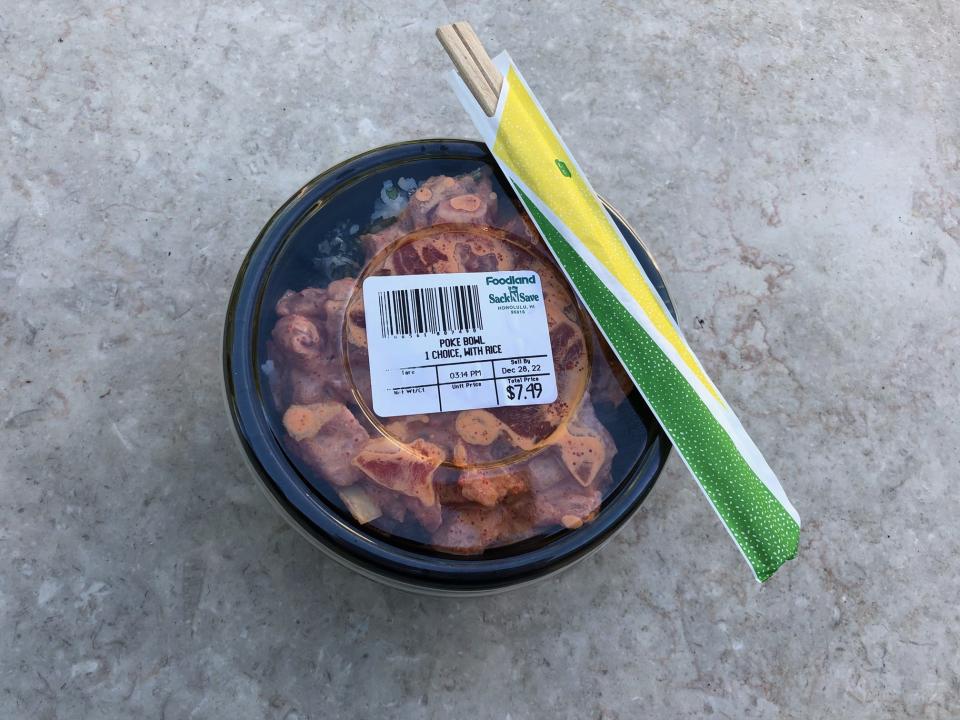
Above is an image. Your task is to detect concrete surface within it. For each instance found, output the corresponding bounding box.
[2,1,958,718]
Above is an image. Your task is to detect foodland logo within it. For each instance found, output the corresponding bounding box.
[486,275,540,304]
[485,274,537,286]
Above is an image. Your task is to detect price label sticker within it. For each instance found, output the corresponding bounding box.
[363,271,558,417]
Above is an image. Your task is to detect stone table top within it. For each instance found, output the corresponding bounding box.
[2,2,958,718]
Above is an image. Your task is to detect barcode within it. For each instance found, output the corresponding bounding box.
[377,284,483,338]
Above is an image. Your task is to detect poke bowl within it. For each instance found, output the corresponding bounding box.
[223,139,675,594]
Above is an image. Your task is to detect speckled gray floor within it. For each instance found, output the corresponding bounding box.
[2,2,958,718]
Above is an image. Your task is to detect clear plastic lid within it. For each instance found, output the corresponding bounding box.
[257,154,652,556]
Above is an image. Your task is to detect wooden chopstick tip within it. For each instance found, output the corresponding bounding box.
[436,22,502,116]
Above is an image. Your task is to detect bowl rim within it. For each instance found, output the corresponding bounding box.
[223,138,674,592]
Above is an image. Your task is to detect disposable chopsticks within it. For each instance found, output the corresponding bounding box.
[434,27,801,581]
[436,22,502,116]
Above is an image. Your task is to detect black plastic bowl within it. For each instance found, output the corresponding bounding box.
[223,139,674,594]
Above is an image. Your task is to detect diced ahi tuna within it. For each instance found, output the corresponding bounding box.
[432,505,511,555]
[383,235,456,275]
[453,236,513,272]
[503,212,540,250]
[433,189,498,225]
[286,349,351,406]
[275,287,328,319]
[405,175,460,228]
[286,402,369,487]
[455,410,502,446]
[589,335,634,407]
[357,471,444,532]
[362,481,410,523]
[528,482,602,528]
[554,394,614,487]
[361,220,408,258]
[492,405,555,450]
[383,415,432,443]
[405,495,443,532]
[271,314,322,360]
[435,477,468,506]
[459,467,529,507]
[352,437,444,508]
[318,277,356,346]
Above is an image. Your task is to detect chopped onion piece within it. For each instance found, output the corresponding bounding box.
[338,486,382,525]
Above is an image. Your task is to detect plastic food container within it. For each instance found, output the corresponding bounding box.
[223,139,675,594]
